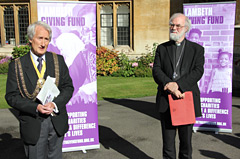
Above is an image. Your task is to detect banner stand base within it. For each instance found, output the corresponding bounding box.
[62,144,100,153]
[193,127,232,133]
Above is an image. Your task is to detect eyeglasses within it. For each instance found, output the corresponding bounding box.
[169,23,185,30]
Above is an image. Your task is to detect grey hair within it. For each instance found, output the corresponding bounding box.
[27,21,52,41]
[169,13,191,33]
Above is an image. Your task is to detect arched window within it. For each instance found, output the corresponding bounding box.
[117,5,130,45]
[18,5,29,44]
[0,3,30,46]
[100,5,113,46]
[98,1,132,49]
[3,6,15,45]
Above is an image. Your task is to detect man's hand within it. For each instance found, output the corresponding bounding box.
[164,82,179,93]
[37,102,55,115]
[172,90,185,99]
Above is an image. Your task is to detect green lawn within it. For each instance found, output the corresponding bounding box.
[0,74,9,109]
[0,74,157,109]
[97,76,157,100]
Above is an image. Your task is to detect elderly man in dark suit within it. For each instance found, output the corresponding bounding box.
[153,13,204,159]
[5,21,74,159]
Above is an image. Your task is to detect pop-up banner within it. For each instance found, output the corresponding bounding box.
[184,2,236,133]
[38,1,99,152]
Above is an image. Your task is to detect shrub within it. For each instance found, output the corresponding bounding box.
[96,47,119,76]
[112,53,136,77]
[132,43,158,77]
[134,67,152,77]
[96,43,158,77]
[0,56,11,74]
[137,43,158,69]
[152,42,159,57]
[11,44,31,60]
[137,52,154,68]
[11,35,30,60]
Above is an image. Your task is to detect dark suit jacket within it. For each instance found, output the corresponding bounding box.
[152,39,204,117]
[5,52,74,145]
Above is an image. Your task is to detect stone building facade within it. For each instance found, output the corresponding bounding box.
[0,0,239,59]
[0,0,170,58]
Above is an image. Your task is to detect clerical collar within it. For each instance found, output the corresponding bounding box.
[175,39,185,46]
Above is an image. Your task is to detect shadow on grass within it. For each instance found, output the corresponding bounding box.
[233,105,240,109]
[198,129,240,150]
[0,108,26,159]
[199,150,230,159]
[0,133,25,159]
[99,125,153,159]
[212,133,240,149]
[103,97,159,120]
[197,123,240,158]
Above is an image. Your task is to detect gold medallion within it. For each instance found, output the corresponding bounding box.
[37,78,45,88]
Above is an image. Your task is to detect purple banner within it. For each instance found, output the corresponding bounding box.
[37,2,99,151]
[184,2,236,132]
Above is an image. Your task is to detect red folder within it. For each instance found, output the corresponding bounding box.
[168,91,196,126]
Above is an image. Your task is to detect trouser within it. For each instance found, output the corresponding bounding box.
[24,117,64,159]
[160,110,193,159]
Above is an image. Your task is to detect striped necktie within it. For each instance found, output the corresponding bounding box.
[37,57,43,72]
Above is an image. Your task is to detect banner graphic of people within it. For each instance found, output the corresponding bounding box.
[38,2,99,152]
[184,2,236,133]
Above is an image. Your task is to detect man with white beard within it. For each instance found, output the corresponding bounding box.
[153,13,205,159]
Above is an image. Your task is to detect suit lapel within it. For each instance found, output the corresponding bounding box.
[180,40,193,71]
[23,52,55,90]
[23,53,38,89]
[45,52,54,78]
[166,41,174,68]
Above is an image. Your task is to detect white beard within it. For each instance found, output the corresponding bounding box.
[170,29,185,41]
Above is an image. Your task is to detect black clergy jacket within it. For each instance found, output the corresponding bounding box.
[153,39,205,117]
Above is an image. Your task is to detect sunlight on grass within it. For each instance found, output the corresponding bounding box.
[97,76,157,100]
[0,74,10,109]
[0,74,157,109]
